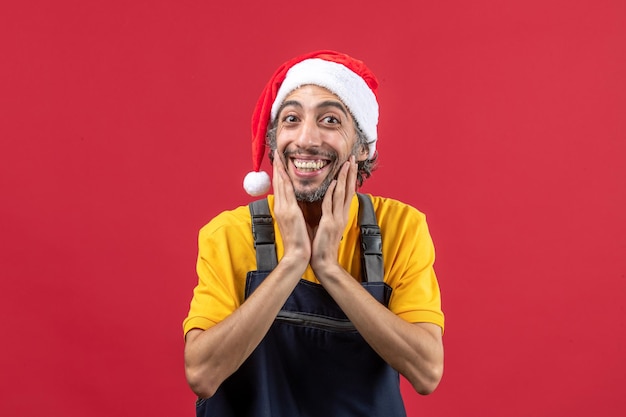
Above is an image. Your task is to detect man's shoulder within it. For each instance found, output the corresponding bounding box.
[367,194,426,220]
[198,203,253,238]
[366,195,433,247]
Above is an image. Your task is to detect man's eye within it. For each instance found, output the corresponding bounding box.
[283,115,298,123]
[322,115,339,124]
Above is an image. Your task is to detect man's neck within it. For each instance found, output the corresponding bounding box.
[298,200,322,229]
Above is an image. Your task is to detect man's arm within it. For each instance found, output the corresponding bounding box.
[310,156,444,394]
[184,151,311,398]
[184,256,306,398]
[310,266,444,394]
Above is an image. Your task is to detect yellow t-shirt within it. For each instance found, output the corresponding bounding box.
[183,194,444,335]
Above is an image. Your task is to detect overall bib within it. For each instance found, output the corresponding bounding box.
[196,194,406,416]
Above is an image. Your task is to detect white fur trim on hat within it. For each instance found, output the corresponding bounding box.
[270,58,379,159]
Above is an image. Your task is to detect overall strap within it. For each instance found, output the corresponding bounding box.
[357,193,384,283]
[248,195,384,282]
[249,198,278,271]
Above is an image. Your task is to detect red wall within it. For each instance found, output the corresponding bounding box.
[1,1,624,416]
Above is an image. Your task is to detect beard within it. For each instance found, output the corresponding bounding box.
[283,144,360,203]
[281,148,338,203]
[294,170,336,202]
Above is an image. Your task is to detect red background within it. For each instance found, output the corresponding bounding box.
[1,1,625,416]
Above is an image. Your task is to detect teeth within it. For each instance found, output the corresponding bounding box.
[293,160,327,170]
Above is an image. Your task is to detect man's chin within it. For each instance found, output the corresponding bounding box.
[291,169,339,202]
[294,183,330,203]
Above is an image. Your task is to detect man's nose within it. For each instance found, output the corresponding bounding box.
[295,119,321,148]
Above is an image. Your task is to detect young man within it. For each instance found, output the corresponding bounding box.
[183,50,444,416]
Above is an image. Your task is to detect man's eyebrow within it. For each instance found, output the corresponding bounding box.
[317,100,349,117]
[277,99,350,118]
[276,100,302,117]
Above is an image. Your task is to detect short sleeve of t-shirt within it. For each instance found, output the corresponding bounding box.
[182,206,257,335]
[371,196,444,332]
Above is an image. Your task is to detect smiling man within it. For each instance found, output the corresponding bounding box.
[183,50,445,417]
[271,86,362,204]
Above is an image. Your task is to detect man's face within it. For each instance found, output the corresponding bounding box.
[273,85,368,202]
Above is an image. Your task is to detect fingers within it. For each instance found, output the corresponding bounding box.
[321,155,357,220]
[347,155,358,195]
[321,178,337,213]
[334,155,357,211]
[272,150,295,207]
[345,155,358,212]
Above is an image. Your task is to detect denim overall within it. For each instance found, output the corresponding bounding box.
[196,194,406,416]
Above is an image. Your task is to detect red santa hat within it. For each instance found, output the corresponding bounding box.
[243,50,380,196]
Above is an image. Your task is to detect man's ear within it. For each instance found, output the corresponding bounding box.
[356,143,369,162]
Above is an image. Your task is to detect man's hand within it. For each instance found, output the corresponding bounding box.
[310,155,358,278]
[272,150,311,267]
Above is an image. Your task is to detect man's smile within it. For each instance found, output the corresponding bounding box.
[292,158,330,172]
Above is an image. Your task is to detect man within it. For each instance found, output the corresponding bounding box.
[183,50,444,416]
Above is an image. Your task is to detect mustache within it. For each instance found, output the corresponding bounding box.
[283,148,337,160]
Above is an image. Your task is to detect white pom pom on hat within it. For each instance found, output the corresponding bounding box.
[243,50,380,197]
[243,171,271,197]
